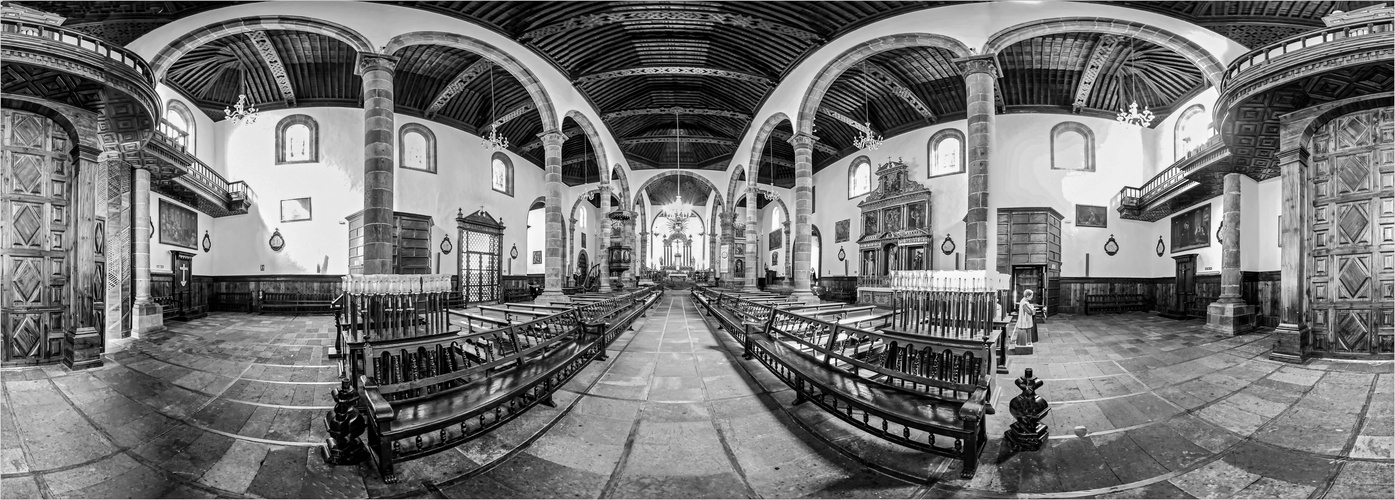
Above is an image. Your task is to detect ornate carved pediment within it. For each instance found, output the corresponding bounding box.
[858,158,930,211]
[855,158,933,247]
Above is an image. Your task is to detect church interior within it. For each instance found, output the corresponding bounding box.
[0,0,1392,498]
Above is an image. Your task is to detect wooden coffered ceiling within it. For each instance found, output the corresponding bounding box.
[644,175,713,209]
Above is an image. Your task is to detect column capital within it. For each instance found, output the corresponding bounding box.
[720,211,738,223]
[952,54,1003,78]
[786,131,820,150]
[76,144,103,163]
[1275,146,1309,163]
[569,216,577,225]
[538,129,569,146]
[355,52,398,76]
[782,220,791,231]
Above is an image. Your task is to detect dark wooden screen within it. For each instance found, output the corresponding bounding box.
[1,110,71,364]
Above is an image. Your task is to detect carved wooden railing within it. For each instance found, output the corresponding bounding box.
[1221,18,1395,88]
[1117,135,1222,211]
[156,119,190,152]
[0,18,154,84]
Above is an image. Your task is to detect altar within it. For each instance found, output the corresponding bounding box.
[857,159,933,279]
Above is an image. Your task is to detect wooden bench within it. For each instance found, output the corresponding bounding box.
[1084,294,1148,315]
[751,309,993,479]
[212,292,254,312]
[351,286,661,482]
[804,305,876,318]
[261,292,337,315]
[783,303,849,312]
[835,310,897,329]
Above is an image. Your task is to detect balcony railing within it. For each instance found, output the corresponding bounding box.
[181,157,233,200]
[0,18,154,85]
[1221,18,1394,88]
[1118,135,1222,210]
[155,119,189,152]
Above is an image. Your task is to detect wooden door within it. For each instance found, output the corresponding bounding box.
[170,251,204,320]
[1173,255,1196,315]
[1,110,71,365]
[1307,108,1394,355]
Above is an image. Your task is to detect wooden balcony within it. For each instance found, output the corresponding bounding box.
[1116,136,1231,222]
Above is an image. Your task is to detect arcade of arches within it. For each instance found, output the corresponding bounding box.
[0,1,1391,499]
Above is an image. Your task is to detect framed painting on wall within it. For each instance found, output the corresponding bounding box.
[280,197,312,222]
[835,219,850,243]
[1076,204,1107,228]
[1171,204,1211,253]
[769,229,782,248]
[532,250,542,264]
[771,251,779,266]
[158,199,198,249]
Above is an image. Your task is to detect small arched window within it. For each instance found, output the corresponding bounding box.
[398,123,436,173]
[1050,122,1095,172]
[1174,105,1212,159]
[275,114,319,164]
[928,129,965,178]
[848,156,872,198]
[491,152,513,196]
[164,100,196,154]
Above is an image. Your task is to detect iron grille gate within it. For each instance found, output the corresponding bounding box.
[457,209,504,305]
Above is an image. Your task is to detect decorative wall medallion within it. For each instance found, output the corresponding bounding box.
[941,234,956,255]
[441,235,453,254]
[837,247,846,261]
[269,228,285,252]
[510,244,519,260]
[1104,234,1119,256]
[1156,236,1165,256]
[202,231,211,253]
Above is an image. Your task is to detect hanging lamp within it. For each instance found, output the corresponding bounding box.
[482,62,510,151]
[1115,37,1155,128]
[852,61,884,150]
[664,108,692,233]
[224,69,259,124]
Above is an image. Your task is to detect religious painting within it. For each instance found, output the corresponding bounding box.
[532,250,542,264]
[280,197,312,223]
[769,229,783,248]
[771,251,779,266]
[735,243,746,256]
[582,232,588,248]
[863,213,878,237]
[1171,204,1211,253]
[733,259,745,276]
[907,202,926,230]
[158,199,197,250]
[1076,204,1107,228]
[883,207,902,233]
[835,219,850,243]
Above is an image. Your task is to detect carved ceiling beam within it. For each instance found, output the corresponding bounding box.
[246,31,295,107]
[769,128,838,155]
[602,107,751,121]
[619,136,737,147]
[489,102,536,129]
[520,11,821,42]
[425,58,491,118]
[861,62,936,123]
[1072,35,1122,113]
[575,67,770,86]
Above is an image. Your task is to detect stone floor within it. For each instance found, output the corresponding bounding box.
[1,296,1391,498]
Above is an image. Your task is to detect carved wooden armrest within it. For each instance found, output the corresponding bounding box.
[957,387,990,422]
[358,375,396,422]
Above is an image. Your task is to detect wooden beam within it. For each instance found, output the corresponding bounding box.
[862,62,936,123]
[246,31,295,107]
[520,11,821,42]
[602,107,751,121]
[425,58,491,118]
[488,102,536,129]
[618,137,736,147]
[1072,35,1122,113]
[575,67,770,86]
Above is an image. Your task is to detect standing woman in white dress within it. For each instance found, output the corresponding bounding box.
[1016,289,1039,345]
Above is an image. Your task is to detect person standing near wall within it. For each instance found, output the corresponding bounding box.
[1016,289,1039,346]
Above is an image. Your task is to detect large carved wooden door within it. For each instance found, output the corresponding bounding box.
[1,110,71,364]
[1308,108,1394,355]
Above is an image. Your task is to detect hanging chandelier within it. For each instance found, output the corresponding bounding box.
[852,61,884,151]
[1116,37,1155,128]
[663,107,692,232]
[224,72,258,124]
[482,62,510,151]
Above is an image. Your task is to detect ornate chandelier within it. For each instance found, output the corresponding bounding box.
[224,73,258,124]
[852,61,883,151]
[1116,38,1155,128]
[482,63,509,151]
[663,108,692,231]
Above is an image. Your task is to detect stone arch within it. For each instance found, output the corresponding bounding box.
[634,170,725,217]
[564,110,609,186]
[726,164,748,214]
[745,112,794,191]
[734,188,790,224]
[386,32,559,132]
[150,16,373,82]
[569,188,603,224]
[610,163,631,208]
[796,34,971,136]
[982,18,1225,87]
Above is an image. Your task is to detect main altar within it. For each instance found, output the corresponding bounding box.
[855,159,933,305]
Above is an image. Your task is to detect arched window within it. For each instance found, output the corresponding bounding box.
[399,123,436,173]
[848,156,872,198]
[1050,122,1095,172]
[1174,105,1212,159]
[164,100,195,154]
[491,152,513,196]
[927,129,965,178]
[275,114,319,164]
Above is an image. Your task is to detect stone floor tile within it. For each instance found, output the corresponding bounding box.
[1168,459,1261,499]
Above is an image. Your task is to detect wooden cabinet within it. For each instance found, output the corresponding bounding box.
[347,211,433,275]
[998,208,1062,316]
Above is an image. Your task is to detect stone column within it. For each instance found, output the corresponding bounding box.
[1271,147,1310,363]
[622,215,636,285]
[720,212,736,285]
[599,182,612,291]
[538,130,568,302]
[743,180,758,291]
[639,230,649,280]
[782,221,792,279]
[1207,173,1254,335]
[357,53,397,275]
[130,164,163,335]
[789,132,818,302]
[954,55,1000,271]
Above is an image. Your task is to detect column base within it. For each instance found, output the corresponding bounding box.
[62,327,103,370]
[789,289,820,305]
[1205,301,1255,335]
[1269,322,1312,364]
[131,300,164,336]
[536,290,568,305]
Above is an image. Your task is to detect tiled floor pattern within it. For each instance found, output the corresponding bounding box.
[0,299,1390,498]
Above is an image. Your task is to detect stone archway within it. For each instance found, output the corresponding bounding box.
[726,163,749,215]
[796,34,971,136]
[634,170,726,215]
[563,110,609,183]
[150,16,374,82]
[385,32,559,132]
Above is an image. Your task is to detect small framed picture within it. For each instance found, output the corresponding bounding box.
[532,250,542,264]
[1076,204,1107,228]
[280,197,312,223]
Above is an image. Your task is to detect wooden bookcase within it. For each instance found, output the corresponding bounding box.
[997,207,1062,316]
[347,210,434,275]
